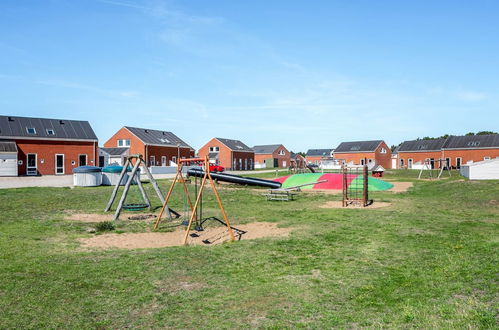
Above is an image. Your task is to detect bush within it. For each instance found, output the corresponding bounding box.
[95,221,115,232]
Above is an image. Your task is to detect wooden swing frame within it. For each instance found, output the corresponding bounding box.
[153,156,235,245]
[104,154,173,221]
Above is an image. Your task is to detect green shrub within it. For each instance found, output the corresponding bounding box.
[94,221,115,232]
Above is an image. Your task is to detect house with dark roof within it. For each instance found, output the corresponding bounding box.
[333,140,391,168]
[252,144,290,168]
[396,138,447,169]
[0,115,98,176]
[290,152,307,168]
[103,126,194,167]
[396,134,499,169]
[305,149,334,165]
[442,134,499,168]
[98,147,129,166]
[198,138,254,170]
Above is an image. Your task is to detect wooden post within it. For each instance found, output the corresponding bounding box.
[104,158,130,212]
[207,168,235,242]
[113,158,141,220]
[342,165,347,207]
[139,156,172,221]
[183,170,209,244]
[363,164,368,207]
[136,174,151,210]
[153,163,181,230]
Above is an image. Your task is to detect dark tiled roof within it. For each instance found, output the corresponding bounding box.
[100,147,129,156]
[334,140,383,153]
[0,140,17,152]
[216,138,253,152]
[125,126,193,149]
[252,144,282,154]
[306,149,334,156]
[0,115,97,141]
[398,139,447,152]
[443,134,499,149]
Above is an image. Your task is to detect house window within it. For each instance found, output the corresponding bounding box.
[456,157,462,169]
[445,158,451,169]
[400,159,404,167]
[278,149,285,156]
[79,154,87,166]
[46,129,55,135]
[161,156,167,166]
[26,127,36,134]
[408,158,413,169]
[209,146,220,152]
[360,159,365,165]
[484,156,491,161]
[380,147,387,154]
[171,156,177,165]
[117,139,131,147]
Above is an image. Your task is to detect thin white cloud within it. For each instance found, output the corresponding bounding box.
[456,91,487,101]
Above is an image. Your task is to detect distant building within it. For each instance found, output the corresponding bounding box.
[252,144,290,168]
[198,137,254,170]
[305,149,334,165]
[0,115,98,176]
[333,140,391,169]
[396,134,499,169]
[98,147,129,167]
[103,126,194,167]
[290,152,307,168]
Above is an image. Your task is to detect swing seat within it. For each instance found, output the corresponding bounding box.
[122,203,149,211]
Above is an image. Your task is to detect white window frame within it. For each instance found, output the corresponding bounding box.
[380,147,387,154]
[278,149,285,156]
[55,154,64,175]
[26,153,37,175]
[456,157,462,169]
[26,127,36,134]
[161,156,167,166]
[78,154,87,166]
[484,156,491,161]
[46,129,55,135]
[117,139,131,147]
[400,158,404,167]
[171,156,177,165]
[149,155,156,167]
[408,158,413,169]
[209,146,220,152]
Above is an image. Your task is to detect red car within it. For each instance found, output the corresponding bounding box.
[209,164,225,173]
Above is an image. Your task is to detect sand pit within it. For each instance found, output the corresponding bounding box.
[386,181,412,193]
[80,222,291,249]
[65,212,156,223]
[320,201,392,209]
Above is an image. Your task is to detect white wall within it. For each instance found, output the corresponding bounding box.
[460,159,499,180]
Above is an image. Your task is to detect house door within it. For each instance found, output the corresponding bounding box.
[79,154,87,166]
[283,160,286,167]
[161,156,167,166]
[430,158,435,169]
[408,159,413,169]
[149,156,155,167]
[26,153,37,175]
[55,154,64,174]
[456,157,461,169]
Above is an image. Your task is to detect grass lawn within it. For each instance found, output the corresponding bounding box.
[0,171,498,328]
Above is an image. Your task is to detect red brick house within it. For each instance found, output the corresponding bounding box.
[103,126,194,167]
[397,134,499,169]
[396,139,447,169]
[198,138,254,170]
[290,152,307,168]
[333,140,392,168]
[0,115,98,176]
[252,144,290,168]
[305,149,334,165]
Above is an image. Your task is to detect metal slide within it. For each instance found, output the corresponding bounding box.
[187,168,282,189]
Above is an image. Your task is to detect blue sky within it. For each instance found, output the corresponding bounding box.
[1,0,498,151]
